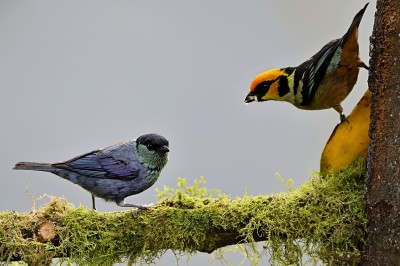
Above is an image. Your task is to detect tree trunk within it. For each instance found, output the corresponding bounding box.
[361,0,400,264]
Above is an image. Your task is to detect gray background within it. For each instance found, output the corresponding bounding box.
[0,1,374,265]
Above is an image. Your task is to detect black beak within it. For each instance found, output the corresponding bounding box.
[158,145,170,153]
[244,92,256,103]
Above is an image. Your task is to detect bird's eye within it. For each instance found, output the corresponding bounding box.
[147,144,154,150]
[253,81,271,97]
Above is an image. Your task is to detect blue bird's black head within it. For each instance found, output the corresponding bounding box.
[136,133,169,154]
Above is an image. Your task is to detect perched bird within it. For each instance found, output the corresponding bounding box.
[244,3,369,122]
[13,133,169,210]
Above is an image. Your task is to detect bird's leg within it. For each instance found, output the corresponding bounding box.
[92,195,96,211]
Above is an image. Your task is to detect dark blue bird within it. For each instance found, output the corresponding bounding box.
[13,133,169,210]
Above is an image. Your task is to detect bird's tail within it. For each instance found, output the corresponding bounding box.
[13,162,55,172]
[340,3,369,68]
[346,3,369,37]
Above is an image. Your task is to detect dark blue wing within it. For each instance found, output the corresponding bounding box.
[53,144,141,180]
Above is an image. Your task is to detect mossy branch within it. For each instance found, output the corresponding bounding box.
[1,158,367,265]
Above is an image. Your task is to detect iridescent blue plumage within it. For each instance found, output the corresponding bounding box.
[13,133,169,210]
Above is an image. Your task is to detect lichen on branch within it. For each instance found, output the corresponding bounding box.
[0,157,367,265]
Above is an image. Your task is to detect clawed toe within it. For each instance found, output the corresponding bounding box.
[131,203,154,216]
[340,113,349,124]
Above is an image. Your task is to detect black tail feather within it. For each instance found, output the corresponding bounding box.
[347,3,369,35]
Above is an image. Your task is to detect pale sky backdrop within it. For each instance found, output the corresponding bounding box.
[1,1,375,265]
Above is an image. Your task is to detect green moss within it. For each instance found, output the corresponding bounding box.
[242,156,367,265]
[0,157,366,265]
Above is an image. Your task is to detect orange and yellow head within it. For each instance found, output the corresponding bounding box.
[244,68,291,103]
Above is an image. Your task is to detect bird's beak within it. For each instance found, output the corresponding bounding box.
[244,92,256,104]
[159,146,170,153]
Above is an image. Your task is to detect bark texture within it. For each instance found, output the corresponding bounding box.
[362,0,400,264]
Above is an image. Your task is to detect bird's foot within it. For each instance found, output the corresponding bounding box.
[359,61,369,70]
[131,203,154,216]
[116,200,154,216]
[138,203,154,209]
[340,113,349,124]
